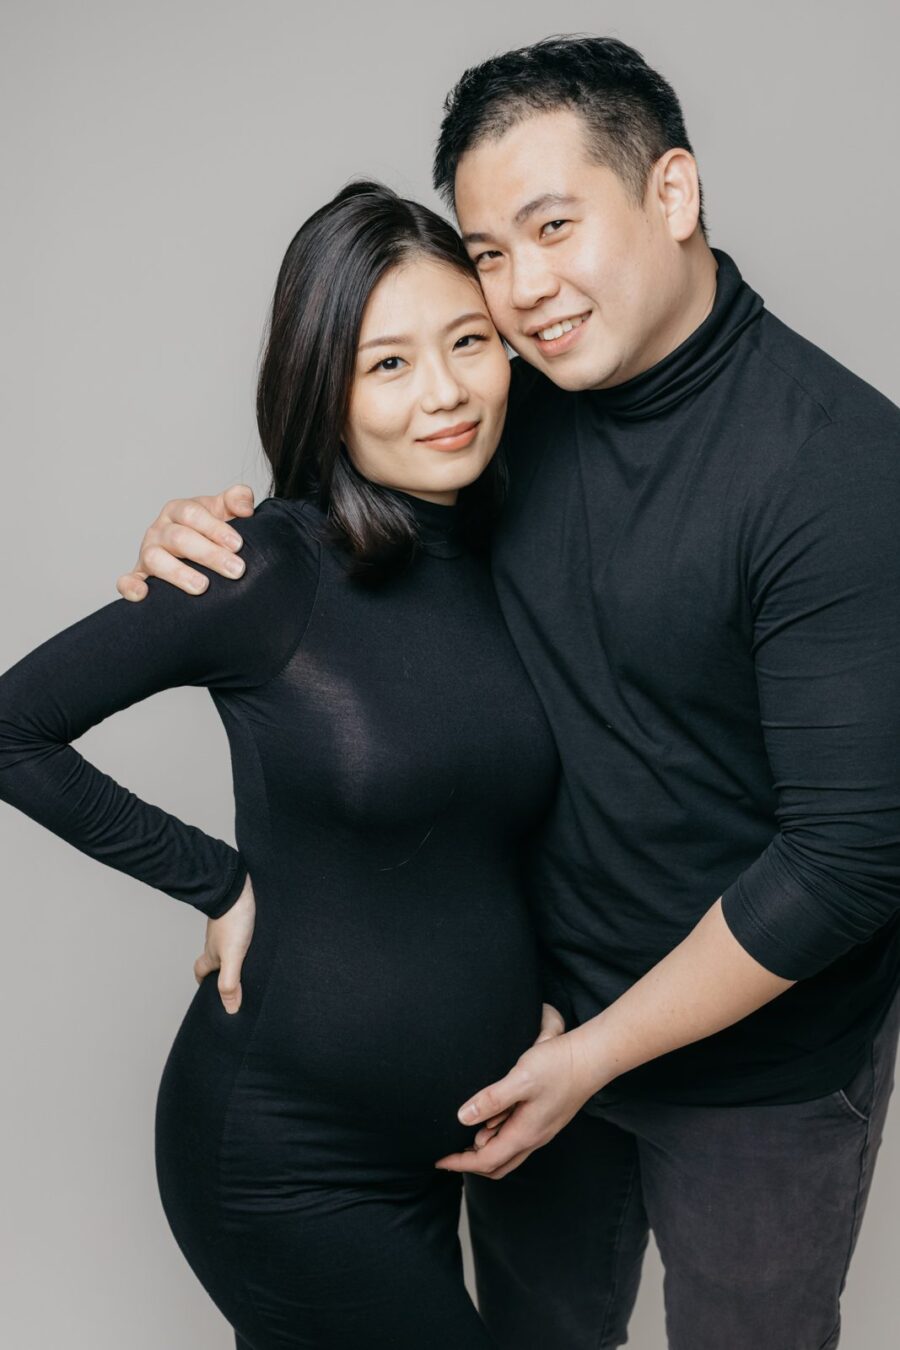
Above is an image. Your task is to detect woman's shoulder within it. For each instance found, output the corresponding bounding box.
[227,495,323,583]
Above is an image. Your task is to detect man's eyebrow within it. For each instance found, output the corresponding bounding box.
[358,311,489,352]
[461,193,580,245]
[513,193,579,227]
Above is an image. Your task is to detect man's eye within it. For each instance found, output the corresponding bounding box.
[540,219,569,237]
[372,356,406,373]
[474,250,502,267]
[454,333,488,350]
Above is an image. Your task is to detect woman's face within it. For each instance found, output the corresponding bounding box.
[344,256,511,505]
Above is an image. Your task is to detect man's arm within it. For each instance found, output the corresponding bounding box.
[438,417,900,1177]
[435,898,792,1177]
[116,484,256,601]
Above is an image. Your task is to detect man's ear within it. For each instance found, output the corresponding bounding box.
[650,148,702,243]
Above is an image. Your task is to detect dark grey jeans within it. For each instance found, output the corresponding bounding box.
[465,982,900,1350]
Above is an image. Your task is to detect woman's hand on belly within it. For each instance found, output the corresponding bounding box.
[193,874,256,1014]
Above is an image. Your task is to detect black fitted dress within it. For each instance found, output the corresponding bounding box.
[0,489,558,1348]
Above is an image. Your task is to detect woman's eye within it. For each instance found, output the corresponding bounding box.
[454,333,488,350]
[540,219,569,237]
[372,355,406,373]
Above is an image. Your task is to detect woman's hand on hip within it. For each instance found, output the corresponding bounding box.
[193,874,256,1014]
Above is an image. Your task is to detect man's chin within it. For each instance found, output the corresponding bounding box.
[514,345,622,393]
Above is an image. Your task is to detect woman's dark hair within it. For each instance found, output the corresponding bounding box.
[256,179,506,583]
[433,34,707,238]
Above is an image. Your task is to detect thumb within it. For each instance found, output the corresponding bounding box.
[217,958,243,1014]
[534,1002,566,1043]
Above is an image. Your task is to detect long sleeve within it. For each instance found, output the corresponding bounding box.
[721,418,900,979]
[0,498,318,918]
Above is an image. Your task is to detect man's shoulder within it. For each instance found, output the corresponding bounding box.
[755,308,900,436]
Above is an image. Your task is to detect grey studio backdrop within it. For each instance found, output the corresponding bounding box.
[1,2,897,1346]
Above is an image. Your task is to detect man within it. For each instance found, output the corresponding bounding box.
[119,36,900,1350]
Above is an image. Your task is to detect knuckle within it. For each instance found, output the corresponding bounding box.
[511,1066,533,1094]
[141,541,166,573]
[180,499,204,528]
[168,522,192,552]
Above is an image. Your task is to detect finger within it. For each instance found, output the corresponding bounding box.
[135,540,213,595]
[173,493,249,545]
[116,571,150,602]
[141,513,247,587]
[483,1109,513,1130]
[438,1115,535,1174]
[217,959,243,1014]
[221,483,256,518]
[164,520,249,580]
[193,951,217,984]
[485,1147,535,1180]
[458,1074,521,1127]
[534,1003,566,1043]
[474,1121,506,1148]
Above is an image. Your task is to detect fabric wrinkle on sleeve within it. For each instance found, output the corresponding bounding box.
[721,418,900,980]
[0,498,319,918]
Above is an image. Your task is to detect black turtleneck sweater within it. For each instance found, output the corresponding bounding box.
[0,489,559,1168]
[493,249,900,1105]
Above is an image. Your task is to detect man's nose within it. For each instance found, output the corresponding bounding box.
[509,253,559,312]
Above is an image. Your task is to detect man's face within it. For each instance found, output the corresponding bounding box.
[454,108,696,392]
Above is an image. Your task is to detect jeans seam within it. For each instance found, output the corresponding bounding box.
[595,1153,642,1350]
[816,1315,841,1350]
[827,1093,873,1346]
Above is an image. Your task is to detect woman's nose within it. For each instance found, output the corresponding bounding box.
[420,358,468,414]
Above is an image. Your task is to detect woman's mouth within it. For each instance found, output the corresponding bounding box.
[416,420,480,451]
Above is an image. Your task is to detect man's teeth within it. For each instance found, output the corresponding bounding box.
[537,313,588,342]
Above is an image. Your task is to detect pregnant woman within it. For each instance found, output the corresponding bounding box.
[0,181,559,1348]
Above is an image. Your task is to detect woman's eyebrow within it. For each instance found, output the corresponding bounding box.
[358,311,489,352]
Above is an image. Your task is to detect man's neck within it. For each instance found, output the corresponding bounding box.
[648,239,719,373]
[600,239,719,390]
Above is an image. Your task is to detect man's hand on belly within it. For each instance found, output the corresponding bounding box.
[435,898,794,1180]
[433,1001,591,1181]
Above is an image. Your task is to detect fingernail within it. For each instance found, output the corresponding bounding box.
[188,577,208,593]
[224,557,245,577]
[459,1104,477,1123]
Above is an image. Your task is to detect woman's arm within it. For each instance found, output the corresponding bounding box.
[0,500,317,915]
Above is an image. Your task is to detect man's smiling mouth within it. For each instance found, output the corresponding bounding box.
[527,311,592,341]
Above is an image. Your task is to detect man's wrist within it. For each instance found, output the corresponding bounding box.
[566,1016,618,1099]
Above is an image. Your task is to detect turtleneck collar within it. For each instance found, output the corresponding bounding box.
[386,487,464,559]
[586,249,764,422]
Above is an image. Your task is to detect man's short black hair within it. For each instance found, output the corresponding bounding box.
[433,34,707,238]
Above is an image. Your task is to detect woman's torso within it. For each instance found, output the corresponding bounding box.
[164,493,559,1180]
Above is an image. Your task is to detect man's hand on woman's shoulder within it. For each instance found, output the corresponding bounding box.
[116,483,257,601]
